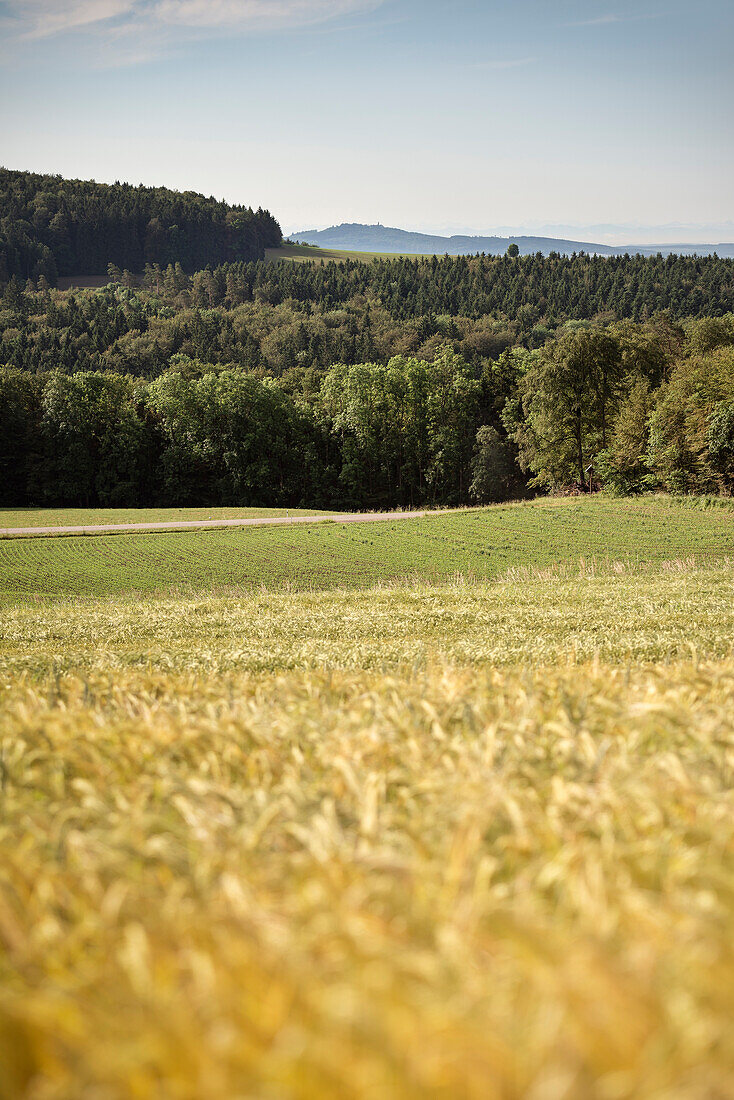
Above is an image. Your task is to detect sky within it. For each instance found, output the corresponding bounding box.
[0,0,732,244]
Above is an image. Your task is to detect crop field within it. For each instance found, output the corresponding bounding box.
[1,557,734,1098]
[0,506,332,530]
[1,495,732,600]
[2,560,733,675]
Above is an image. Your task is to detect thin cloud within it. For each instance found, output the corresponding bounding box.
[152,0,382,30]
[571,13,621,25]
[465,57,536,74]
[4,0,135,39]
[479,57,535,70]
[567,11,663,27]
[2,0,385,42]
[301,8,408,37]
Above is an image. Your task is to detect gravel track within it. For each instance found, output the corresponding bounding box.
[0,510,440,538]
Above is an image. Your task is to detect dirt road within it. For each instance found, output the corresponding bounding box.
[0,510,441,538]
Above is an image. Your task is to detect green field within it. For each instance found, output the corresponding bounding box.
[266,242,433,263]
[0,505,332,530]
[2,496,734,1098]
[1,496,732,599]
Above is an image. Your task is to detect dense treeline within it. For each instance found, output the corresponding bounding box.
[504,323,734,495]
[4,242,733,331]
[0,168,282,284]
[3,315,733,509]
[4,251,733,382]
[2,211,734,508]
[221,251,734,321]
[0,278,525,378]
[0,349,500,510]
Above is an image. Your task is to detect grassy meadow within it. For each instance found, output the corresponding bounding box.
[2,497,734,1098]
[1,496,733,600]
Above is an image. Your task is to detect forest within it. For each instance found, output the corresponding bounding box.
[142,250,733,322]
[2,293,733,508]
[0,168,282,283]
[2,169,733,510]
[2,249,733,381]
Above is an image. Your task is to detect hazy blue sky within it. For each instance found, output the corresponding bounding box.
[1,0,732,242]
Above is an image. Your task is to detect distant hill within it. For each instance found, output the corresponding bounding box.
[0,167,282,285]
[289,223,734,259]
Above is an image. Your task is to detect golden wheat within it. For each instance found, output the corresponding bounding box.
[2,565,734,1098]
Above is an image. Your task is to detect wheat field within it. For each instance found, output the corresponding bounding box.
[2,559,734,1098]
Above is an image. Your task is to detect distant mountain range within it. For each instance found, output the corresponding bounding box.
[288,223,734,259]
